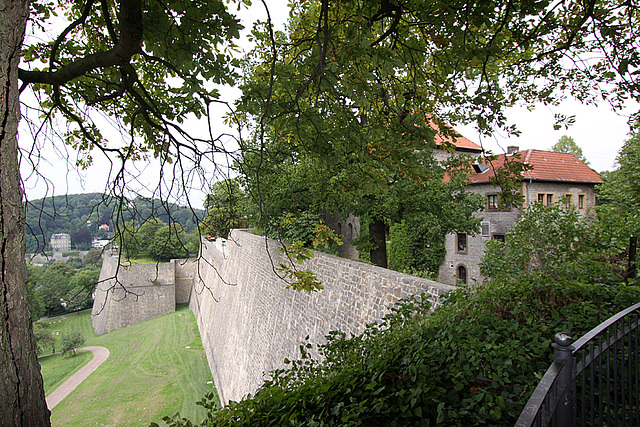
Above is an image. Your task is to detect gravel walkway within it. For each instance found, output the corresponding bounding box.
[45,346,110,410]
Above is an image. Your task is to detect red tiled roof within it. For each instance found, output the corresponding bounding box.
[469,149,603,184]
[428,120,483,152]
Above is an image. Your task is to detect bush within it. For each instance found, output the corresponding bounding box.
[162,279,640,426]
[33,323,54,355]
[481,202,622,284]
[60,331,85,356]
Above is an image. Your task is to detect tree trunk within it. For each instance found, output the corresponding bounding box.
[369,216,388,268]
[0,1,51,425]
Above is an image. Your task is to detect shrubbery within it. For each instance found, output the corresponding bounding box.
[60,331,85,356]
[162,279,639,426]
[158,203,640,426]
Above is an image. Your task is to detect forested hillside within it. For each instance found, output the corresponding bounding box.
[25,193,204,252]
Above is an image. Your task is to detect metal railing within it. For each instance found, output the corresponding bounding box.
[515,301,640,426]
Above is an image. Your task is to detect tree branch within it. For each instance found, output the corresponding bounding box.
[19,0,142,85]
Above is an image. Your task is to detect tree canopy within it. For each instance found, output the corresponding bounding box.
[200,178,248,238]
[234,0,640,269]
[3,0,640,423]
[552,135,589,165]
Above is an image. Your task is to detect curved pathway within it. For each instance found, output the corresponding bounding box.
[46,346,110,410]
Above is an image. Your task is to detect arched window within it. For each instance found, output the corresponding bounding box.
[457,265,467,285]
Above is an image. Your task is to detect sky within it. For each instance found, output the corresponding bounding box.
[19,2,638,209]
[457,101,636,173]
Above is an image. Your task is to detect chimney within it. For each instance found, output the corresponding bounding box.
[507,146,519,154]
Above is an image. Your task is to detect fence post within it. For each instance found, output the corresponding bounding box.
[552,332,575,426]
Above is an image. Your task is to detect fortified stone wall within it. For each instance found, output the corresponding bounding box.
[190,229,456,405]
[92,255,177,335]
[174,258,197,304]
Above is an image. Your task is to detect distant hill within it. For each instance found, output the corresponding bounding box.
[25,193,205,252]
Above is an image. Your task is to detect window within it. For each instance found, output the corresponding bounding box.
[492,234,506,242]
[457,265,468,285]
[487,194,498,210]
[456,233,467,253]
[578,194,585,210]
[538,193,554,206]
[481,221,490,237]
[564,193,572,209]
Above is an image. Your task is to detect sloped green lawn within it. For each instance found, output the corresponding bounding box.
[39,350,93,395]
[39,305,218,426]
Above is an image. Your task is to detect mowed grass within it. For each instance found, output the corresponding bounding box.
[39,305,218,426]
[39,350,93,395]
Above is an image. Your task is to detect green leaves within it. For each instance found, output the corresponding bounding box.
[60,331,85,356]
[171,282,640,426]
[276,219,342,293]
[21,0,242,168]
[481,202,615,284]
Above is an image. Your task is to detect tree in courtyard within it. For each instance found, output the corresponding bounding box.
[38,261,75,317]
[26,264,46,321]
[60,332,85,357]
[82,248,102,267]
[147,223,188,262]
[480,202,622,284]
[3,0,640,424]
[200,178,248,238]
[239,0,640,268]
[65,267,99,312]
[599,126,640,218]
[32,324,54,355]
[597,124,640,281]
[552,135,590,165]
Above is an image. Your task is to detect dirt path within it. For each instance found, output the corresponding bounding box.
[46,346,110,410]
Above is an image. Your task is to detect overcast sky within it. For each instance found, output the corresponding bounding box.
[19,2,638,208]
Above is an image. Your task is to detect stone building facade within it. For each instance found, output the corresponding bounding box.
[438,148,603,285]
[50,233,71,251]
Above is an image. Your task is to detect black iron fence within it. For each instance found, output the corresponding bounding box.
[515,301,640,426]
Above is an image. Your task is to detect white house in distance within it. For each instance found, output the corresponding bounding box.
[50,233,71,251]
[438,147,604,286]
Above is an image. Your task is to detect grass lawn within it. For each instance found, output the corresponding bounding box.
[39,350,93,395]
[39,305,218,426]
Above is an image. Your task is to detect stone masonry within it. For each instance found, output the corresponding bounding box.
[189,229,456,405]
[92,255,193,335]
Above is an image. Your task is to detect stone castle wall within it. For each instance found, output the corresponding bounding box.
[92,255,177,335]
[174,258,197,304]
[189,230,455,405]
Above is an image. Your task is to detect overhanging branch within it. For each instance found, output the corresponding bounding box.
[18,0,142,86]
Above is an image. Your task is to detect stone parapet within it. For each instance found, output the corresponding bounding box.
[190,230,455,405]
[92,255,180,335]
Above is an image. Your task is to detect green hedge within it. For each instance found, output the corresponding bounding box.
[163,279,640,426]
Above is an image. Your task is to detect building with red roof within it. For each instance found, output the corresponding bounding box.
[428,119,483,160]
[324,120,483,260]
[439,146,604,286]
